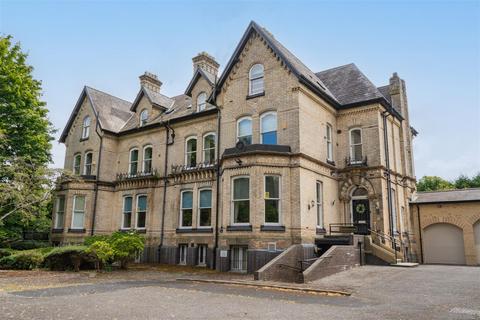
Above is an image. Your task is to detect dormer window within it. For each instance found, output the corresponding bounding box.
[249,64,264,95]
[82,116,91,139]
[197,92,207,112]
[140,109,148,127]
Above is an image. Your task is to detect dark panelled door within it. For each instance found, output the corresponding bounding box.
[352,199,370,235]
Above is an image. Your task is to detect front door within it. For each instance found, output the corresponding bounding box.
[352,199,370,235]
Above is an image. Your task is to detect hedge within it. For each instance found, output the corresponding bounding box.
[0,248,14,259]
[43,246,95,271]
[0,250,44,270]
[10,240,51,251]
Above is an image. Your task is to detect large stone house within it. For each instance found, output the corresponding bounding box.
[52,21,417,272]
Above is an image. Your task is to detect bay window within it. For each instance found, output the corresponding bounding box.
[54,196,65,229]
[122,196,132,229]
[71,195,85,229]
[180,191,193,228]
[136,195,147,229]
[198,189,212,227]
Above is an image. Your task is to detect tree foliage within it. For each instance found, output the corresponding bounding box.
[0,36,56,243]
[0,35,54,166]
[417,173,480,192]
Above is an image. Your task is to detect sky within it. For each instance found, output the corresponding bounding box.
[1,0,479,180]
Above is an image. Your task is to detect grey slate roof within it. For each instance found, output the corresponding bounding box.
[143,87,175,109]
[59,86,132,142]
[85,87,132,132]
[315,64,385,106]
[411,189,480,204]
[185,68,215,96]
[377,85,391,103]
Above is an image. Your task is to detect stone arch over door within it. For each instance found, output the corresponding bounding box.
[474,220,480,265]
[423,223,466,265]
[339,175,378,229]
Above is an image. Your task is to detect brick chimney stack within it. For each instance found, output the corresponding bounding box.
[389,72,409,120]
[192,52,219,78]
[139,72,162,93]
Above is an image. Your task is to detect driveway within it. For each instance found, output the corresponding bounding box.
[1,265,479,319]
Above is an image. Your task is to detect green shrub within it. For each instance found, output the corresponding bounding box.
[43,246,95,272]
[84,235,110,246]
[10,240,50,250]
[0,250,44,270]
[110,231,145,269]
[85,241,114,270]
[0,248,14,259]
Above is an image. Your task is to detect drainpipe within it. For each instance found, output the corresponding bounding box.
[416,204,424,263]
[382,111,395,250]
[90,119,103,236]
[213,107,221,270]
[158,120,175,261]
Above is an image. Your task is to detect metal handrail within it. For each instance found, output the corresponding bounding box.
[368,229,405,262]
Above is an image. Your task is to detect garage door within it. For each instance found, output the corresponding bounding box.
[423,223,466,265]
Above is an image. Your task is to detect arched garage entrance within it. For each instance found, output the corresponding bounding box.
[423,223,466,265]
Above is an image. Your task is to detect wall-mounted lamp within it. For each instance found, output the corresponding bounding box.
[308,200,315,210]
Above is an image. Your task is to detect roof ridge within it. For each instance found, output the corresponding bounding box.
[316,63,356,75]
[417,188,480,194]
[85,85,132,105]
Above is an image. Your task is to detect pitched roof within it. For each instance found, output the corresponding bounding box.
[130,86,174,112]
[59,86,132,142]
[315,63,385,106]
[185,68,215,96]
[411,189,480,204]
[216,21,338,106]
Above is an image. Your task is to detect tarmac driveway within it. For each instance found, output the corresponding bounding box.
[1,265,479,319]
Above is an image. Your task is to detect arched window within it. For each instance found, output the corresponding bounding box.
[197,92,207,112]
[185,137,197,168]
[129,148,139,175]
[349,128,363,164]
[82,116,91,139]
[73,154,81,175]
[260,112,277,145]
[143,146,153,174]
[140,109,148,127]
[203,133,216,165]
[84,152,93,175]
[237,117,252,145]
[249,64,264,95]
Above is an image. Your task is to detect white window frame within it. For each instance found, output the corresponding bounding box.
[198,188,212,228]
[202,132,216,165]
[197,92,207,112]
[82,116,90,139]
[249,64,264,95]
[391,189,398,235]
[185,136,197,168]
[73,153,81,175]
[260,111,277,145]
[142,145,153,174]
[129,148,139,175]
[180,190,194,229]
[139,109,148,127]
[197,244,207,266]
[54,196,65,229]
[316,181,324,228]
[83,151,93,175]
[326,123,333,161]
[231,176,250,226]
[179,244,188,265]
[135,194,147,229]
[236,116,253,145]
[71,195,86,230]
[264,175,281,225]
[121,195,133,230]
[349,128,363,164]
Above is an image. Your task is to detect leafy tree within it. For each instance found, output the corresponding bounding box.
[0,36,55,243]
[454,173,480,189]
[416,176,454,192]
[0,35,54,166]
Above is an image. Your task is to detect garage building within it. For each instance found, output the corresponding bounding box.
[411,188,480,266]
